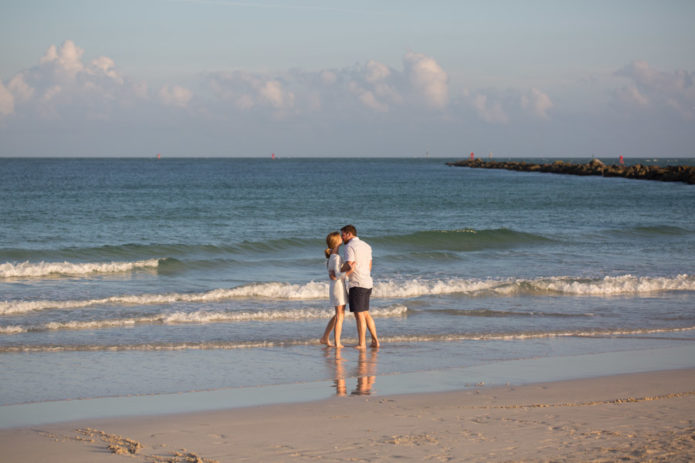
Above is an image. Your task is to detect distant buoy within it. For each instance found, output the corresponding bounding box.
[619,155,624,165]
[271,153,276,160]
[470,152,475,160]
[157,153,161,160]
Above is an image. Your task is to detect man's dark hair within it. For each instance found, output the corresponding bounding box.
[341,225,357,236]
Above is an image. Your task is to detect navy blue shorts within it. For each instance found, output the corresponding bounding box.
[348,287,372,313]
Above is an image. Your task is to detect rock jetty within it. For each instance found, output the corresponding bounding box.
[446,158,695,184]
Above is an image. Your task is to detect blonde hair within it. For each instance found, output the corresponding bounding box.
[325,231,341,258]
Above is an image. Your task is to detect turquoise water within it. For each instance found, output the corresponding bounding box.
[1,157,694,406]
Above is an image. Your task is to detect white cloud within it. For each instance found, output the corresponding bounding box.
[8,74,34,102]
[259,80,294,109]
[472,93,508,124]
[0,81,14,117]
[615,85,649,106]
[5,40,692,157]
[320,70,337,86]
[2,43,446,126]
[0,40,183,125]
[348,82,389,112]
[359,91,386,112]
[40,40,85,79]
[341,60,401,112]
[466,87,553,124]
[208,71,295,113]
[341,60,400,112]
[365,60,391,84]
[205,52,448,116]
[159,85,193,108]
[403,52,449,109]
[615,60,695,119]
[89,56,124,84]
[617,61,659,88]
[42,85,62,102]
[521,88,553,119]
[206,52,448,116]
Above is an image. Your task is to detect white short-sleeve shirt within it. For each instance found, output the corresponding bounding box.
[343,237,373,289]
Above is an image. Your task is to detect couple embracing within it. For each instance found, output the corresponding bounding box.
[320,225,379,350]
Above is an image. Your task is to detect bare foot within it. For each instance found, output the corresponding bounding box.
[354,344,367,350]
[320,337,334,347]
[335,343,344,349]
[371,338,380,348]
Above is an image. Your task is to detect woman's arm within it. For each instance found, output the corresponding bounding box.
[332,256,348,279]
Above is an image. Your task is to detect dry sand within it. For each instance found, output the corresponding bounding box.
[1,368,693,462]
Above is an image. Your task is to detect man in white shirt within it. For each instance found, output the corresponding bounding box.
[340,225,379,349]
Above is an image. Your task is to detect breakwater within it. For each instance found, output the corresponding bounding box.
[446,158,695,184]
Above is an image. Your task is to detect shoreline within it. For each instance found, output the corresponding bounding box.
[2,343,694,430]
[446,158,695,184]
[1,367,693,462]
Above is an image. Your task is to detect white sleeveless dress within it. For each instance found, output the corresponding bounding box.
[327,254,348,306]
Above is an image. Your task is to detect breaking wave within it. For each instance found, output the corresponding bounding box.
[375,274,695,298]
[0,259,162,278]
[0,281,327,315]
[0,305,408,334]
[2,274,693,316]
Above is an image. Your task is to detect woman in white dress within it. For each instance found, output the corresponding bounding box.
[320,231,348,348]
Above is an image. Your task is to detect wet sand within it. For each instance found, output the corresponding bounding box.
[1,368,693,462]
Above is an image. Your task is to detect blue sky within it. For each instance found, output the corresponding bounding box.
[1,0,694,157]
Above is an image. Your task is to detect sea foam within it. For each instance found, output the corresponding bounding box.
[0,305,409,334]
[1,274,692,315]
[0,259,161,278]
[2,325,693,353]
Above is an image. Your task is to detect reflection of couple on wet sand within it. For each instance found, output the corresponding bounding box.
[327,348,378,396]
[320,225,379,350]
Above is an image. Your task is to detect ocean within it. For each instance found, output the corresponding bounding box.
[1,157,694,413]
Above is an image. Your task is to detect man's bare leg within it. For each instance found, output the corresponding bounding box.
[354,312,367,349]
[365,312,379,347]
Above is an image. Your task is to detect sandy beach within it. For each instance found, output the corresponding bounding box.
[2,368,693,462]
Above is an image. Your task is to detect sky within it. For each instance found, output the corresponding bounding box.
[1,0,694,157]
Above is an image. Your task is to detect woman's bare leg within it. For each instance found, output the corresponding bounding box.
[320,315,336,346]
[334,305,345,348]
